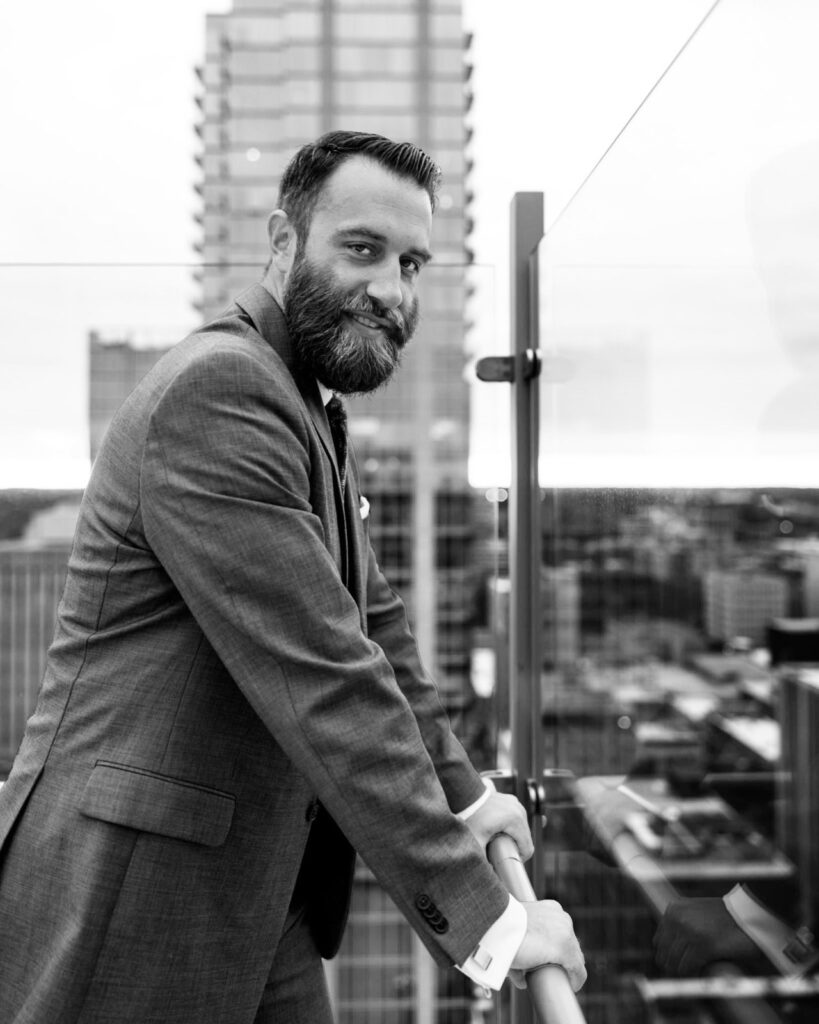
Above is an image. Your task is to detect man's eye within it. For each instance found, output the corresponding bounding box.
[401,258,421,275]
[348,243,373,256]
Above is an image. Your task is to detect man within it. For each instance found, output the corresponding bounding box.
[0,131,585,1023]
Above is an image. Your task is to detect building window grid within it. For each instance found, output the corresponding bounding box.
[333,12,419,39]
[332,0,418,9]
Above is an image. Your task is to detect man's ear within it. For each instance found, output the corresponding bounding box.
[267,209,298,273]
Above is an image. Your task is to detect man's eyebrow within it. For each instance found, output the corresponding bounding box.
[410,246,434,266]
[334,227,433,265]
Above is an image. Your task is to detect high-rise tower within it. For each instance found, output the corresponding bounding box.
[194,0,468,320]
[88,332,173,463]
[193,0,470,470]
[193,5,481,1020]
[193,0,476,708]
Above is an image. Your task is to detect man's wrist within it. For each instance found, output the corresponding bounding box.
[457,777,495,821]
[457,895,527,991]
[723,884,819,976]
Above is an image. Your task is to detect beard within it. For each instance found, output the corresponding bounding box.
[283,254,419,396]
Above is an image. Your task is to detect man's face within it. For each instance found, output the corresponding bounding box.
[282,156,433,395]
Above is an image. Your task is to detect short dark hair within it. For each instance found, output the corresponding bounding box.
[277,130,441,242]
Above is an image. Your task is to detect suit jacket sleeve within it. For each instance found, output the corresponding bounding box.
[364,548,486,814]
[139,346,508,966]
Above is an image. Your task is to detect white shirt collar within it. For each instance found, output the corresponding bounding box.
[317,381,334,407]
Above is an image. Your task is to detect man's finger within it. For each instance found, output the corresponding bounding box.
[567,957,588,993]
[502,811,534,860]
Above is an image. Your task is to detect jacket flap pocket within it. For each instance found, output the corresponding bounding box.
[80,761,234,847]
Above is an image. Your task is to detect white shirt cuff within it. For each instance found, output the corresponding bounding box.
[457,894,528,991]
[457,777,495,821]
[723,884,819,976]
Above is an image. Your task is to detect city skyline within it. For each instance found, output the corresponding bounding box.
[3,8,818,1014]
[3,1,819,489]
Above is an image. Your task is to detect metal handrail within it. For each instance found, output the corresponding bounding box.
[488,834,587,1024]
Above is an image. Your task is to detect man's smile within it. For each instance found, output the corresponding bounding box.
[345,310,393,335]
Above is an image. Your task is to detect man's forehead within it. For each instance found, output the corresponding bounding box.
[313,155,433,221]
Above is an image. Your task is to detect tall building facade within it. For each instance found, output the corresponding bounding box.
[193,0,474,699]
[194,4,480,1020]
[798,542,819,617]
[704,568,789,646]
[542,564,581,668]
[195,0,468,319]
[0,542,71,773]
[89,332,173,462]
[778,667,819,930]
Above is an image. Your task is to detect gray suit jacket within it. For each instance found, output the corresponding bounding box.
[0,284,509,1023]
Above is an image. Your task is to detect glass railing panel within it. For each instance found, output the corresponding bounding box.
[533,3,819,1023]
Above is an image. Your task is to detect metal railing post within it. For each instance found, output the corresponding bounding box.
[477,194,588,1024]
[509,193,544,1024]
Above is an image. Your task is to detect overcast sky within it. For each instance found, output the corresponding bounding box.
[2,0,817,488]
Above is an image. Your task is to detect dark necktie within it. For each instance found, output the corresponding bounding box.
[326,395,348,491]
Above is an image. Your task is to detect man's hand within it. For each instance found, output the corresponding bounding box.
[511,900,587,992]
[463,790,534,861]
[653,897,772,976]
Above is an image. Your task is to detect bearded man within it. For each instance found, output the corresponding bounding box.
[0,131,585,1024]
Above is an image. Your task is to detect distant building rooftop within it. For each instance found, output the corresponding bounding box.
[689,652,773,684]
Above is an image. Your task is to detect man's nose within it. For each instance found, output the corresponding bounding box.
[366,263,403,311]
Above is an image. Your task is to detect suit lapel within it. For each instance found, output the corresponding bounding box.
[234,284,345,488]
[234,284,354,595]
[343,453,368,620]
[302,388,352,594]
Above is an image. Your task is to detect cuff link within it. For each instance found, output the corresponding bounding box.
[470,945,494,971]
[783,926,817,965]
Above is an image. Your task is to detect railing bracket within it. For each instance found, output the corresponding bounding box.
[475,350,541,383]
[475,354,515,382]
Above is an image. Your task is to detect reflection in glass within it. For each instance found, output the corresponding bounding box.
[526,3,819,1022]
